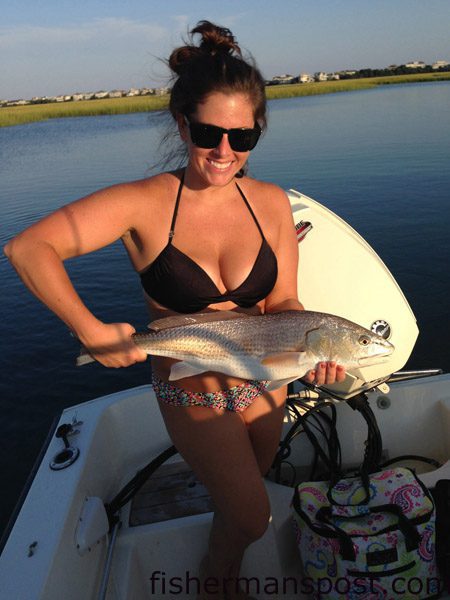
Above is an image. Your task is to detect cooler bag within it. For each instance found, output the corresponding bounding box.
[292,467,441,599]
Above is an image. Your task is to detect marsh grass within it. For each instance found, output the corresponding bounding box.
[0,95,169,128]
[2,72,450,128]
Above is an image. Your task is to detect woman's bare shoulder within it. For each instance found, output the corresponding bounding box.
[110,170,182,204]
[86,170,183,229]
[240,176,290,215]
[242,176,286,198]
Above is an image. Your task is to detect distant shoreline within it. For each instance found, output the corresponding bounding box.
[2,72,450,129]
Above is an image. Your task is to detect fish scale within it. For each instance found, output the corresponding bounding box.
[143,314,303,358]
[77,310,394,390]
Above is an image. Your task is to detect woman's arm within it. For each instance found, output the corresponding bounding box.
[3,182,148,367]
[263,186,303,314]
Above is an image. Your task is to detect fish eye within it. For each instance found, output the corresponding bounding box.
[358,335,371,346]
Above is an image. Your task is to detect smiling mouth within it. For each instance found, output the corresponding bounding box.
[207,159,233,170]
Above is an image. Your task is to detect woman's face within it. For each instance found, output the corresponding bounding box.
[179,92,256,188]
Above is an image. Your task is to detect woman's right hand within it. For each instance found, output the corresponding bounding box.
[77,322,148,368]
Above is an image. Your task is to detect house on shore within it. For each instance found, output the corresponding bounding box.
[5,99,30,106]
[108,90,125,98]
[432,60,450,70]
[299,73,314,83]
[270,74,297,85]
[405,61,426,69]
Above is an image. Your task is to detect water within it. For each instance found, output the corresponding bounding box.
[1,82,450,537]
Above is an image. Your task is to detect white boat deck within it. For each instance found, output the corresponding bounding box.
[1,375,450,599]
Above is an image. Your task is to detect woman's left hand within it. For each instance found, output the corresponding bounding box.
[303,361,346,386]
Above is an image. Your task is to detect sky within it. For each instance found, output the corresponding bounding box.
[2,0,450,100]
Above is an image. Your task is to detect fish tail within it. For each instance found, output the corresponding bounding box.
[76,349,95,366]
[75,331,155,366]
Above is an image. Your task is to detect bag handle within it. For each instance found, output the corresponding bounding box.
[318,503,421,553]
[327,469,371,506]
[314,508,356,560]
[315,506,356,560]
[371,504,421,551]
[293,488,356,560]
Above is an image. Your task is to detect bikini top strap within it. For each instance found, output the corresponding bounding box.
[168,171,185,243]
[235,182,265,238]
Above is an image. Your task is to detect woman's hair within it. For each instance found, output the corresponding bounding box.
[155,21,266,173]
[168,20,266,127]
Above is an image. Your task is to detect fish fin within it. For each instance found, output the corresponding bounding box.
[305,327,325,347]
[260,352,309,390]
[148,310,250,332]
[168,361,208,381]
[261,351,307,367]
[266,376,304,391]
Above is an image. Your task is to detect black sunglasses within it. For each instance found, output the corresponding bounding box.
[185,118,261,152]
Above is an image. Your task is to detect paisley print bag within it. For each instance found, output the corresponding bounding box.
[292,467,441,599]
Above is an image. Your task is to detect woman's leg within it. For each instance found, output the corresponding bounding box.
[239,385,287,476]
[157,385,287,599]
[223,385,287,594]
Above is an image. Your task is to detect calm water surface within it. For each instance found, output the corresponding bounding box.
[1,82,450,536]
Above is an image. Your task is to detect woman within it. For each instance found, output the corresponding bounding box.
[4,21,344,599]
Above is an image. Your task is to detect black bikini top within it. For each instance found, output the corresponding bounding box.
[139,174,278,313]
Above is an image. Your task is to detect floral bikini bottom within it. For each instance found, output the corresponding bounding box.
[151,374,270,413]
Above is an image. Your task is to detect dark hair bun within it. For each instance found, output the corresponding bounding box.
[192,20,241,56]
[168,46,202,75]
[168,20,241,75]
